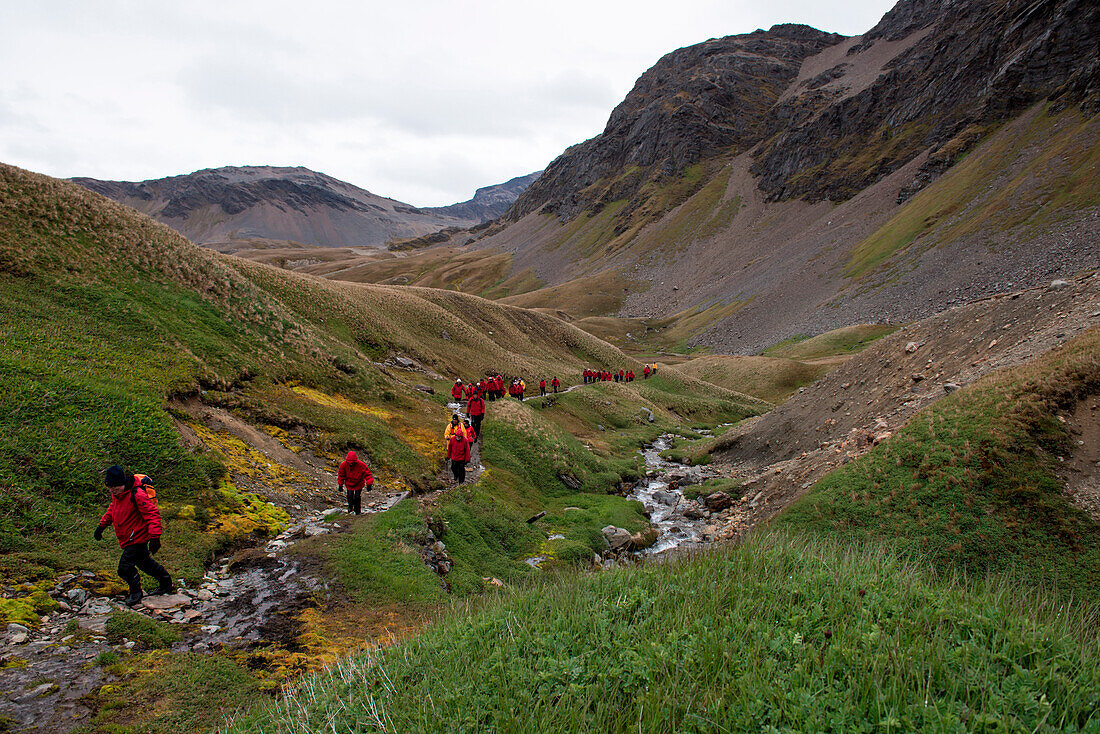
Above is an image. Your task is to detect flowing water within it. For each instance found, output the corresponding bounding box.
[628,435,712,555]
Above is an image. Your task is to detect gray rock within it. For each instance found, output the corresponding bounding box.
[7,623,30,635]
[10,632,28,645]
[139,594,191,611]
[704,492,732,512]
[601,525,633,551]
[321,508,343,517]
[652,490,678,506]
[1049,279,1070,290]
[944,382,961,393]
[905,341,921,353]
[66,588,88,606]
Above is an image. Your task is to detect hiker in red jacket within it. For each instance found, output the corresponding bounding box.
[467,391,486,440]
[551,376,560,393]
[539,379,547,396]
[643,365,651,379]
[451,379,464,401]
[338,450,373,515]
[94,465,173,607]
[447,428,472,483]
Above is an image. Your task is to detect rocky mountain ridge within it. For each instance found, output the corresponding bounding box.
[509,24,845,221]
[426,171,541,223]
[464,0,1098,354]
[73,166,538,249]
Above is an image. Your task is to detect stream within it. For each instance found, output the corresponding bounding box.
[627,434,715,556]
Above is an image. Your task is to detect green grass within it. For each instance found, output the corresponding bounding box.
[317,499,446,607]
[86,652,264,734]
[762,324,897,360]
[105,610,180,649]
[781,326,1100,603]
[226,531,1100,733]
[682,476,743,501]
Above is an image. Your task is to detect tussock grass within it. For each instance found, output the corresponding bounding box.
[227,531,1100,733]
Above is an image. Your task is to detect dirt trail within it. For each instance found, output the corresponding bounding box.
[708,272,1100,539]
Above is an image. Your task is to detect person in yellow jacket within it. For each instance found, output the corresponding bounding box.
[444,414,467,446]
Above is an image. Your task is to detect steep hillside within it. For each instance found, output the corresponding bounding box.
[71,166,537,250]
[452,0,1100,353]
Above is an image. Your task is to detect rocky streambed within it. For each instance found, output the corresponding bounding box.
[600,432,745,560]
[0,495,405,733]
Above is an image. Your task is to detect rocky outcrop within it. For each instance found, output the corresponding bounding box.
[508,24,844,221]
[750,0,1100,202]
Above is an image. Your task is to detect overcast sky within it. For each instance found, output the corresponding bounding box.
[1,1,895,206]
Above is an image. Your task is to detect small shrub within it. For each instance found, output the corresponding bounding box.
[105,611,179,649]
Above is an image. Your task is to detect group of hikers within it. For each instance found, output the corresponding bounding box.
[95,361,664,605]
[452,375,564,402]
[583,363,656,383]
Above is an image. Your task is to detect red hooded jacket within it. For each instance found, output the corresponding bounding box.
[338,451,373,491]
[467,394,485,416]
[99,480,162,548]
[447,433,471,462]
[451,382,463,400]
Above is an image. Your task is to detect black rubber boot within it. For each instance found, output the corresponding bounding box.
[153,573,175,596]
[124,578,144,607]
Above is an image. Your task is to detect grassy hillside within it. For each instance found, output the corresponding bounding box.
[228,531,1100,733]
[0,162,759,603]
[781,326,1100,602]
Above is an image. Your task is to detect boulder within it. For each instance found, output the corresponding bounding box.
[1049,279,1070,290]
[630,527,658,550]
[640,408,655,423]
[905,341,921,353]
[944,382,961,393]
[652,490,678,506]
[601,525,633,551]
[66,588,88,606]
[140,594,191,611]
[703,492,732,512]
[415,384,435,395]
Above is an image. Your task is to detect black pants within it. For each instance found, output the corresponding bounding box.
[118,543,171,587]
[471,414,483,439]
[451,459,466,483]
[347,489,362,514]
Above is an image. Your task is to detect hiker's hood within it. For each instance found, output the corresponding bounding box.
[346,450,359,463]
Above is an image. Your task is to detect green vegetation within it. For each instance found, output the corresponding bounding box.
[762,324,897,361]
[105,610,181,649]
[681,476,743,501]
[846,106,1099,280]
[228,531,1100,733]
[88,652,264,734]
[318,499,447,607]
[0,164,639,585]
[782,327,1100,602]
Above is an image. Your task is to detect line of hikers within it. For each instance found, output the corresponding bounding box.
[583,364,654,383]
[452,375,564,402]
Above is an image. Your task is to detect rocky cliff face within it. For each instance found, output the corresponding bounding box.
[72,166,533,249]
[426,171,541,223]
[751,0,1100,203]
[509,24,845,221]
[508,0,1097,222]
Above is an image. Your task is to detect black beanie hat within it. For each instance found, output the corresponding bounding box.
[104,465,127,487]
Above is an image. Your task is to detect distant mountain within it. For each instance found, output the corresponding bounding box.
[427,171,541,223]
[72,166,538,249]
